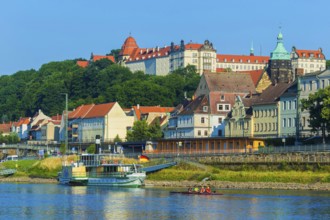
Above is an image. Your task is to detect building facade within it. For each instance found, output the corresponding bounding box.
[291,47,326,75]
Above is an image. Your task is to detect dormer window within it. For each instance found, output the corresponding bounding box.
[220,95,225,101]
[239,59,242,63]
[303,53,306,57]
[224,58,227,62]
[232,59,235,62]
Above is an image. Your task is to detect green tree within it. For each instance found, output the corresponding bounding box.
[87,144,96,154]
[301,87,330,137]
[126,120,151,141]
[326,60,330,69]
[113,134,122,143]
[149,118,163,140]
[59,143,66,155]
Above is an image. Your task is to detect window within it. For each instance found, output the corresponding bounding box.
[218,104,223,111]
[283,101,286,110]
[198,130,201,136]
[203,106,208,112]
[288,101,292,110]
[283,118,286,127]
[265,123,267,131]
[204,130,208,136]
[225,105,230,111]
[218,117,222,124]
[293,100,297,109]
[309,81,313,91]
[322,80,325,88]
[201,117,205,123]
[288,118,292,127]
[220,95,225,101]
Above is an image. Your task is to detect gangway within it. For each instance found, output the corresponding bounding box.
[142,162,177,173]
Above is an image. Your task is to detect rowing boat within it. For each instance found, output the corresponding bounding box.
[170,191,223,195]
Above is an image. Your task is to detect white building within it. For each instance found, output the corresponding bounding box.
[291,47,326,75]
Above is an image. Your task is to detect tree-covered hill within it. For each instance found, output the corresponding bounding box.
[0,59,200,122]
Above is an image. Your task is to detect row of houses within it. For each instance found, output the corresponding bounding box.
[0,104,174,145]
[77,32,326,77]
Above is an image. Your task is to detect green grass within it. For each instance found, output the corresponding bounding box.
[147,162,330,184]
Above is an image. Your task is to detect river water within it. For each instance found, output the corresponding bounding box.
[0,183,329,220]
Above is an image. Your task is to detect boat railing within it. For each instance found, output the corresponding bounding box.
[87,171,133,178]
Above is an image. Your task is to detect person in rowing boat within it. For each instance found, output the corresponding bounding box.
[205,186,212,194]
[194,186,199,193]
[188,187,193,193]
[199,186,205,194]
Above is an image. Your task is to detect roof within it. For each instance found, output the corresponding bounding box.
[126,46,171,63]
[84,103,116,118]
[253,83,293,105]
[17,117,30,126]
[132,106,175,120]
[216,54,269,64]
[0,123,11,133]
[120,36,139,56]
[242,69,265,86]
[203,72,256,93]
[293,48,325,59]
[270,31,290,60]
[69,103,116,119]
[209,92,243,114]
[179,95,209,115]
[185,43,203,50]
[77,60,89,68]
[51,115,62,121]
[92,55,115,63]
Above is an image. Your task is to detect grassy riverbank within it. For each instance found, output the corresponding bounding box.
[1,158,329,190]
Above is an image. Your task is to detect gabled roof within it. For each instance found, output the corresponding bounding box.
[203,72,256,93]
[132,106,175,120]
[17,117,30,126]
[209,92,239,114]
[68,104,94,119]
[253,83,293,105]
[242,69,265,86]
[84,103,116,118]
[216,54,269,64]
[293,48,325,59]
[179,95,209,115]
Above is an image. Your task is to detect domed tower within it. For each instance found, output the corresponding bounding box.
[118,36,139,62]
[267,31,293,84]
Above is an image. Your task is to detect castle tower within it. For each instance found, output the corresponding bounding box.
[267,30,293,84]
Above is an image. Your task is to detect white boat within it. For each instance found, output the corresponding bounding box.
[58,154,146,187]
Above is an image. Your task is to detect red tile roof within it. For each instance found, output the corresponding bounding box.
[68,103,117,119]
[68,104,95,119]
[216,54,269,64]
[84,103,116,118]
[132,106,175,120]
[92,55,115,63]
[185,43,203,50]
[77,60,89,68]
[294,49,325,59]
[17,117,30,126]
[241,69,265,86]
[120,36,139,56]
[0,123,11,133]
[126,46,171,63]
[51,115,62,121]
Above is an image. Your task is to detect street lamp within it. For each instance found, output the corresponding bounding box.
[61,93,68,153]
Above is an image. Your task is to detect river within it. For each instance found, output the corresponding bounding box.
[0,183,329,219]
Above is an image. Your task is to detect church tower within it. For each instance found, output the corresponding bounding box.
[267,31,293,84]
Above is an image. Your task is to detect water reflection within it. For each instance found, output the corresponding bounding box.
[0,183,329,219]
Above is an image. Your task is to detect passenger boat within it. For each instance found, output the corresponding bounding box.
[58,154,146,187]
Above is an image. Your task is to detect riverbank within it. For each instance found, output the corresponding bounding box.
[144,180,330,191]
[1,176,329,191]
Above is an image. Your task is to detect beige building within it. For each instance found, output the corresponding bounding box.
[170,40,217,75]
[216,54,269,72]
[64,102,134,143]
[291,47,326,75]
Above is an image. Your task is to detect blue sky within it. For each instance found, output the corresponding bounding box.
[1,0,329,75]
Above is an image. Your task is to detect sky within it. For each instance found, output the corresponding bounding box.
[1,0,329,75]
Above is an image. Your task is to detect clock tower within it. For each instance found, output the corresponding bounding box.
[267,31,293,84]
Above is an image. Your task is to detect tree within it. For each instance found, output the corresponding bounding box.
[149,118,163,140]
[113,134,122,143]
[87,144,96,154]
[126,120,151,142]
[326,60,330,69]
[60,143,66,155]
[301,87,330,139]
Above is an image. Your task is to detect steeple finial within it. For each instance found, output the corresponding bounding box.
[250,41,254,56]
